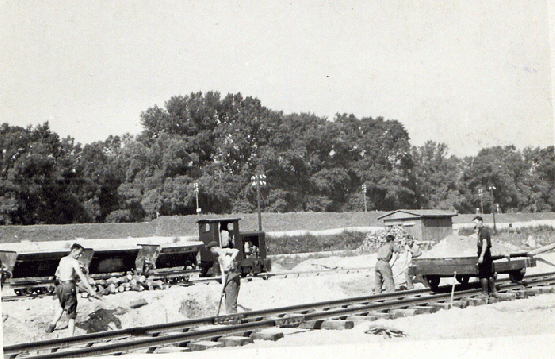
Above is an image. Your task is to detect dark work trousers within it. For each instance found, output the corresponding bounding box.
[56,281,78,319]
[224,271,241,314]
[375,260,395,293]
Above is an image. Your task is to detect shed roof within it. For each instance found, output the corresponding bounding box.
[378,209,458,221]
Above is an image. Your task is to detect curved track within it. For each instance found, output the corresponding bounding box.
[5,272,555,359]
[1,266,374,302]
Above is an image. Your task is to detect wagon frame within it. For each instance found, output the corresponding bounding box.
[408,255,536,291]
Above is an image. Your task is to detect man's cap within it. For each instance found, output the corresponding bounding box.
[473,215,483,221]
[385,234,395,241]
[206,241,219,248]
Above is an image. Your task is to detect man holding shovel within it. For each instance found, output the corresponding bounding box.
[207,241,240,315]
[46,243,100,336]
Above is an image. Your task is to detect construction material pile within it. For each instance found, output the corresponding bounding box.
[421,235,522,258]
[82,272,169,296]
[357,226,410,253]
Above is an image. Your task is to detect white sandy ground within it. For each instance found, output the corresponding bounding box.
[2,252,555,358]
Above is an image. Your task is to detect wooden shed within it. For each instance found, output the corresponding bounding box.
[378,209,458,243]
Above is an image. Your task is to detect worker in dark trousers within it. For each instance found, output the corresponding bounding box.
[375,234,400,293]
[474,216,498,298]
[208,241,240,314]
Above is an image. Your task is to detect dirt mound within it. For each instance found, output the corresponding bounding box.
[422,235,522,258]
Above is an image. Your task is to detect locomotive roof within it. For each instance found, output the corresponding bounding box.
[197,217,241,223]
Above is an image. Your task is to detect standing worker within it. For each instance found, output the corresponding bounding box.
[208,241,240,314]
[402,238,422,290]
[375,234,400,293]
[474,216,498,298]
[46,243,99,336]
[219,223,233,248]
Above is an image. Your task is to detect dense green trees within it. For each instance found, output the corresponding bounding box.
[1,91,553,224]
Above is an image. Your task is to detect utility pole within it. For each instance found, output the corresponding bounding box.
[362,184,367,213]
[251,172,266,231]
[478,188,484,214]
[194,182,201,216]
[488,185,497,233]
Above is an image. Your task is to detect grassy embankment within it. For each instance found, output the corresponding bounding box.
[1,212,554,256]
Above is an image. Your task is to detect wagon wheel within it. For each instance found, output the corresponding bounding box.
[423,275,440,291]
[509,269,525,283]
[455,275,470,285]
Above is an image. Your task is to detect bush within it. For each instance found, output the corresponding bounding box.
[266,231,368,255]
[105,210,132,223]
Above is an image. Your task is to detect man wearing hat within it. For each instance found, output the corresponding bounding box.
[375,234,400,293]
[474,215,498,298]
[207,241,240,314]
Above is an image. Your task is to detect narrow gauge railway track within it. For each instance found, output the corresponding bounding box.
[1,267,374,302]
[5,271,555,359]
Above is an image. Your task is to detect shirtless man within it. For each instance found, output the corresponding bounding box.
[46,243,99,336]
[207,241,240,314]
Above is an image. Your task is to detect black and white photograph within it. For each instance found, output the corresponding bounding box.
[1,1,554,358]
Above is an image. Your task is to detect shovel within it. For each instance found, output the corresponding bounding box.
[216,273,229,316]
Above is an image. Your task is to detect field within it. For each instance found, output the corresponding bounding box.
[2,212,555,243]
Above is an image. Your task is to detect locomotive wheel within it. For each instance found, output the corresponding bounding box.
[423,275,440,291]
[509,269,525,283]
[241,267,253,277]
[455,275,470,285]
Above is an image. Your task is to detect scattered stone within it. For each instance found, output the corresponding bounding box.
[129,298,148,308]
[188,341,224,351]
[251,329,285,341]
[218,335,254,347]
[365,325,406,338]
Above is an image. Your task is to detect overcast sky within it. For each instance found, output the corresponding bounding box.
[1,0,553,157]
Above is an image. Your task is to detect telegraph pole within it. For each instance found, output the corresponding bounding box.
[251,172,266,231]
[488,185,497,233]
[478,188,484,214]
[362,184,367,213]
[194,182,201,216]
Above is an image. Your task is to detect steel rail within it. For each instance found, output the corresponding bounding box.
[3,287,430,356]
[2,266,375,302]
[6,271,555,359]
[12,276,555,359]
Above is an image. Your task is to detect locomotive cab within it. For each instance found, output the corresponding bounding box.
[239,231,271,277]
[197,218,271,277]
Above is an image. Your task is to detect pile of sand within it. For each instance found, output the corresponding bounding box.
[421,235,523,258]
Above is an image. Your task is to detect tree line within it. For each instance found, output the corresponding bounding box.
[1,91,553,225]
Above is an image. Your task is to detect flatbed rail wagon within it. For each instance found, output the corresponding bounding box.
[409,253,536,291]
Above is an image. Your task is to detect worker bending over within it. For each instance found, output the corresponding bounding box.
[46,243,99,336]
[208,241,240,314]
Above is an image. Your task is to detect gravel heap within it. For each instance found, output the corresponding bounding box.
[421,234,522,258]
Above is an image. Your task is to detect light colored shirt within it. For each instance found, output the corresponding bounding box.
[213,247,239,273]
[220,230,231,248]
[55,256,83,282]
